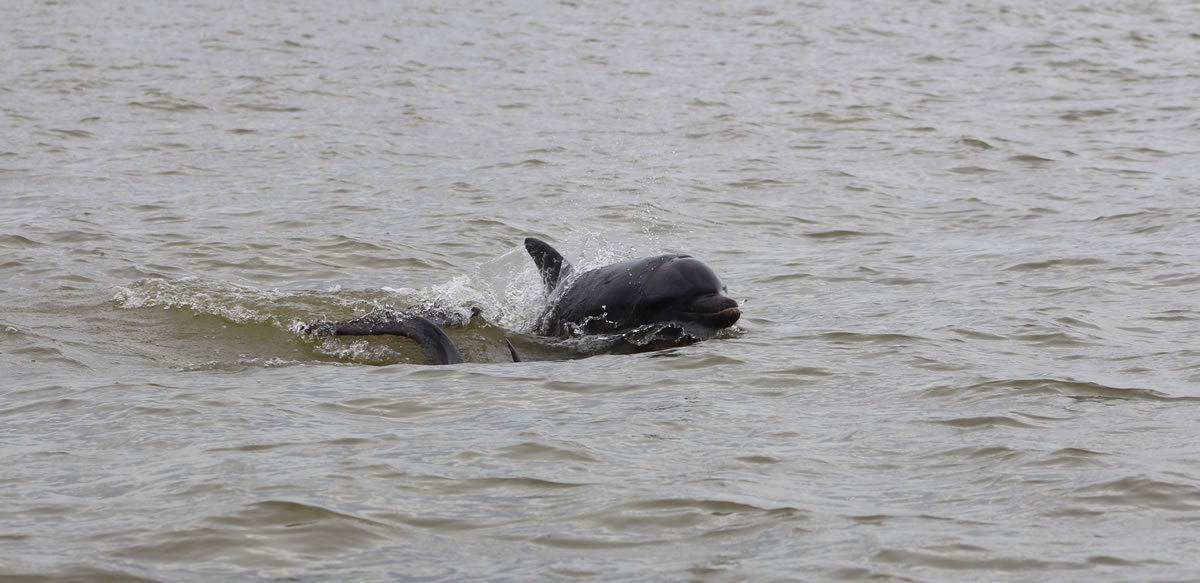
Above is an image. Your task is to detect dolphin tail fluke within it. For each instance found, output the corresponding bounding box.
[524,237,572,292]
[331,316,464,365]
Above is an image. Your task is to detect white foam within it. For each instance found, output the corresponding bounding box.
[112,278,283,324]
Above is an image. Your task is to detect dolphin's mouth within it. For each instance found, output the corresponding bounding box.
[680,297,741,329]
[687,306,741,326]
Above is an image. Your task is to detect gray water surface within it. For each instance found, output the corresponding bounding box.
[3,1,1200,581]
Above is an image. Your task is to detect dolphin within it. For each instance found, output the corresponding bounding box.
[524,237,740,338]
[306,237,740,364]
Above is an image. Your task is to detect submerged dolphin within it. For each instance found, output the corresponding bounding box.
[315,307,519,365]
[307,237,740,364]
[314,314,466,364]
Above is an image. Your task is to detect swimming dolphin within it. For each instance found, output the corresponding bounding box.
[306,238,740,364]
[524,237,741,338]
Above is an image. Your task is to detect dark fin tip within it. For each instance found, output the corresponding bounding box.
[401,316,464,365]
[504,338,522,362]
[524,237,569,292]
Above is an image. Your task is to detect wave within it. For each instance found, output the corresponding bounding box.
[920,377,1198,403]
[111,500,390,569]
[110,274,539,367]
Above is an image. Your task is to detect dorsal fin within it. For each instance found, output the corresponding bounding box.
[504,338,522,362]
[524,237,572,292]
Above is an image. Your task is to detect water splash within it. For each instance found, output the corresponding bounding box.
[112,277,287,324]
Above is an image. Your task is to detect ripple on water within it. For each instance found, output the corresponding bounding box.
[872,547,1085,572]
[1021,447,1113,470]
[1005,257,1108,271]
[926,415,1044,430]
[919,377,1197,403]
[1067,476,1200,512]
[525,497,803,549]
[493,441,601,464]
[819,332,930,345]
[2,327,90,369]
[316,397,441,419]
[0,568,160,582]
[107,500,391,572]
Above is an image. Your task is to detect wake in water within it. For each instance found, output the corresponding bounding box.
[111,238,744,367]
[111,268,547,367]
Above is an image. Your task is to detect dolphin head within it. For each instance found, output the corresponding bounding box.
[632,255,741,335]
[527,238,741,338]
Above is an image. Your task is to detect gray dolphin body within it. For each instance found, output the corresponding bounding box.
[309,237,740,364]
